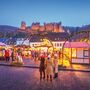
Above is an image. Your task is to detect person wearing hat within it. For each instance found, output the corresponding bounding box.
[45,54,53,81]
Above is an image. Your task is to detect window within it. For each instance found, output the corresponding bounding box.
[32,44,34,47]
[83,50,89,57]
[72,48,76,58]
[55,38,57,40]
[57,43,59,47]
[55,43,57,47]
[59,43,62,46]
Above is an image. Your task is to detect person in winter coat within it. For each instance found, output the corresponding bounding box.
[17,53,23,63]
[46,55,53,81]
[39,56,46,80]
[11,49,14,61]
[53,54,58,78]
[5,50,10,61]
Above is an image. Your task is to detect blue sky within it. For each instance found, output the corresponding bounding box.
[0,0,90,27]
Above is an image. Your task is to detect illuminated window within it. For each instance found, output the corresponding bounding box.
[72,48,76,58]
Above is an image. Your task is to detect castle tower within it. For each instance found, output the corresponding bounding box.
[20,21,26,30]
[31,22,40,31]
[59,22,65,32]
[44,23,54,32]
[53,23,59,32]
[53,22,65,32]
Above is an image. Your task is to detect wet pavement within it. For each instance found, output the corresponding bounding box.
[0,66,90,90]
[0,58,90,71]
[0,57,40,67]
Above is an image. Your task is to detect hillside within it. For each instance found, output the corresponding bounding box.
[63,24,90,33]
[0,25,18,32]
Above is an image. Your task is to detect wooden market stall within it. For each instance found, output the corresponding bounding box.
[64,42,90,64]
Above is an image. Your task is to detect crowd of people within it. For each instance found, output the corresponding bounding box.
[0,49,14,62]
[0,48,23,63]
[0,47,60,82]
[39,52,59,82]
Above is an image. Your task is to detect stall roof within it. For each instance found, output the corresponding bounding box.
[0,42,6,46]
[64,42,90,48]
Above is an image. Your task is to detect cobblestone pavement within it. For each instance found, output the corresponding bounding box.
[0,66,90,90]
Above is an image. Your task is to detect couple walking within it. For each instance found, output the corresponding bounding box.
[39,53,58,81]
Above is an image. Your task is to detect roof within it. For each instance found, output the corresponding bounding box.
[64,42,90,48]
[0,38,8,43]
[30,32,69,42]
[0,42,6,46]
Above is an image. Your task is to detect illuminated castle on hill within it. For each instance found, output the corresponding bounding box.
[20,21,65,33]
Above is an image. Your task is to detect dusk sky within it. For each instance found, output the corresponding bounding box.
[0,0,90,27]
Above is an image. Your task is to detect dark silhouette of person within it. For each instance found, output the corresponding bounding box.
[11,49,14,61]
[39,56,46,80]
